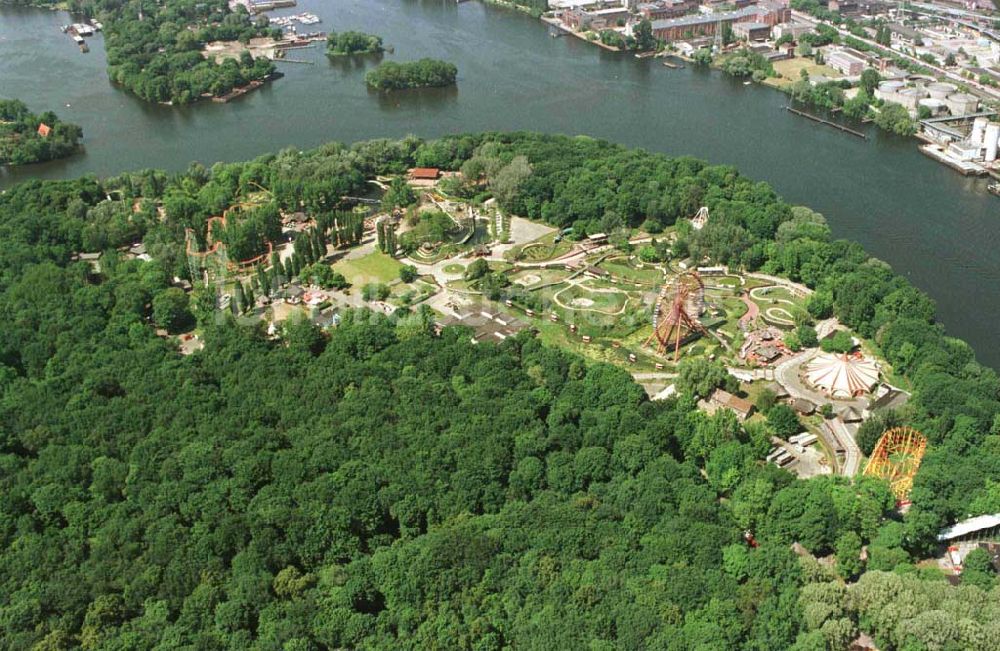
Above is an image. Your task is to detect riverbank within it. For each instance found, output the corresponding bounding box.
[539,15,625,53]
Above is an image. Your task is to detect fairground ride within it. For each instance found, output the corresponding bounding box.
[862,426,928,502]
[644,272,708,361]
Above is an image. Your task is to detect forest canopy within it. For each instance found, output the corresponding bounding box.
[0,132,997,650]
[326,30,384,56]
[364,59,458,91]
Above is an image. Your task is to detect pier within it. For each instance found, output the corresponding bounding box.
[918,144,989,177]
[785,106,867,139]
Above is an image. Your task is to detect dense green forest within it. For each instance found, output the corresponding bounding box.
[364,59,458,91]
[0,133,998,649]
[23,0,277,104]
[0,99,83,166]
[326,31,384,57]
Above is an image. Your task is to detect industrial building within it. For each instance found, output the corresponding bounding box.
[636,0,694,20]
[733,21,772,42]
[826,48,868,76]
[563,5,631,30]
[919,112,1000,176]
[647,2,787,40]
[771,22,813,41]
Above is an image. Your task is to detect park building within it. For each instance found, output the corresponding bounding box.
[706,389,756,420]
[803,352,880,399]
[937,513,1000,572]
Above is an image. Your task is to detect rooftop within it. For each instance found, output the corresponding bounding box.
[937,513,1000,541]
[651,5,759,29]
[409,167,440,180]
[710,388,755,415]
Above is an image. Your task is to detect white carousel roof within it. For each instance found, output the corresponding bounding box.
[803,352,879,398]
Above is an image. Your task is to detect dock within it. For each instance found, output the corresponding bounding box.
[212,79,266,103]
[785,106,867,139]
[918,144,989,176]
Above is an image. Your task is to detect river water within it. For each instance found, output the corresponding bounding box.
[2,0,999,366]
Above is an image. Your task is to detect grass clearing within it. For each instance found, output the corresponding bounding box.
[332,251,403,285]
[602,259,665,285]
[765,57,844,90]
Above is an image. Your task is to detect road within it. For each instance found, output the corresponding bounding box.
[824,417,862,476]
[791,10,1000,102]
[771,349,865,476]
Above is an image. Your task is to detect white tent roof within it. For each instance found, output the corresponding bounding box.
[937,514,1000,541]
[803,352,879,398]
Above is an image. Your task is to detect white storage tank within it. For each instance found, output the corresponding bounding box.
[918,98,946,116]
[926,82,957,99]
[970,117,989,147]
[985,123,1000,163]
[896,87,928,110]
[875,80,905,102]
[945,93,979,116]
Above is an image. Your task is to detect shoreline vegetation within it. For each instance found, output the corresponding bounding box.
[326,30,384,57]
[0,98,82,166]
[707,48,919,137]
[364,58,458,91]
[0,132,997,649]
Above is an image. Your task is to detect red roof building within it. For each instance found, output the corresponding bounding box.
[409,167,440,180]
[37,123,52,138]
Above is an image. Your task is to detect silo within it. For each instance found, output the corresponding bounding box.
[926,82,957,99]
[918,98,946,116]
[876,80,904,103]
[985,124,1000,163]
[945,93,979,116]
[896,87,927,110]
[970,117,988,148]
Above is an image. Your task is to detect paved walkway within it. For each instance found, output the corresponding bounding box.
[745,272,812,297]
[738,293,759,328]
[824,417,862,477]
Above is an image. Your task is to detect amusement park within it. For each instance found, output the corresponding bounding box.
[172,164,947,556]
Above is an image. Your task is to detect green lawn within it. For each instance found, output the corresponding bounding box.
[519,237,573,262]
[602,259,665,286]
[554,283,630,314]
[333,251,403,285]
[509,268,571,288]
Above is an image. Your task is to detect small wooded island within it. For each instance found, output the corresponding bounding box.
[326,31,384,56]
[364,59,457,91]
[0,99,82,166]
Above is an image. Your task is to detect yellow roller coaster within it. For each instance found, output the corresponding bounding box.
[862,427,927,502]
